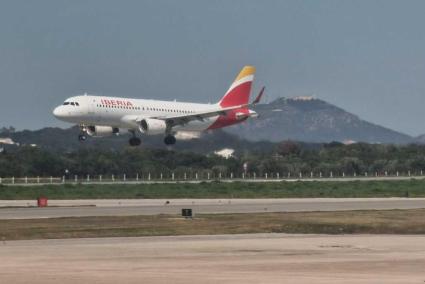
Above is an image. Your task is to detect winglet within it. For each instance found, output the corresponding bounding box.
[252,86,265,104]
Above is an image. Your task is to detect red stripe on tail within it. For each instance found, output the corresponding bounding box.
[219,81,252,108]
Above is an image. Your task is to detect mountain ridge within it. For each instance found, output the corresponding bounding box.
[226,97,412,144]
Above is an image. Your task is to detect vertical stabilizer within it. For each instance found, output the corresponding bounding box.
[218,66,255,108]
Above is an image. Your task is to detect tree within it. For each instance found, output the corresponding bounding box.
[276,140,301,156]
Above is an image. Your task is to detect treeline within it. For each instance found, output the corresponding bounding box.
[253,141,425,176]
[2,142,425,177]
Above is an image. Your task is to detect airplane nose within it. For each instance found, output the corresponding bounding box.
[53,106,64,118]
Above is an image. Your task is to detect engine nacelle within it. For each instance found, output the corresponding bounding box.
[139,119,167,135]
[86,126,120,137]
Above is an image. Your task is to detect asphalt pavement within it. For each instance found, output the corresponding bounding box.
[1,198,425,219]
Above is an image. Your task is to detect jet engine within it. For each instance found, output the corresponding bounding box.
[86,126,120,137]
[139,119,167,135]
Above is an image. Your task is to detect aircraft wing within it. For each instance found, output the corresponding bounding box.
[151,104,248,128]
[150,86,265,128]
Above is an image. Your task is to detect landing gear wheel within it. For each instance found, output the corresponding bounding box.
[78,134,87,142]
[164,135,176,145]
[129,137,141,146]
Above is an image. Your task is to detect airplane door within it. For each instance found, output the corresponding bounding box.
[87,97,100,122]
[88,97,95,115]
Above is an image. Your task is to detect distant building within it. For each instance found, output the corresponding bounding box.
[290,95,316,101]
[214,148,235,159]
[0,138,15,145]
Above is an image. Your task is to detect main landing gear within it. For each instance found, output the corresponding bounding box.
[78,134,87,142]
[128,129,142,147]
[129,136,141,146]
[164,135,176,145]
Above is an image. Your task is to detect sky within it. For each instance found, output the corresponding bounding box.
[1,0,425,136]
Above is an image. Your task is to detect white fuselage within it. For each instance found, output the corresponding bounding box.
[53,95,222,133]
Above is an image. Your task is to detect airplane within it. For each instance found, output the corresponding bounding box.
[53,66,264,146]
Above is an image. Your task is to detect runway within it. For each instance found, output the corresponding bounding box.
[0,233,424,283]
[1,198,425,219]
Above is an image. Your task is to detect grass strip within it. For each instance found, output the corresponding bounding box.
[1,209,425,240]
[1,180,425,199]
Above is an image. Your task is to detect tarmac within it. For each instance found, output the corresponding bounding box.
[0,233,424,283]
[1,198,425,219]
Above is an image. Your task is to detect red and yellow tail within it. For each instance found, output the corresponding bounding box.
[218,66,255,108]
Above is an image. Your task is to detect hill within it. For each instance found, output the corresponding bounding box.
[413,134,425,144]
[226,97,412,144]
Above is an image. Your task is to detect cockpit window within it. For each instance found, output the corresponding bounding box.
[63,101,80,106]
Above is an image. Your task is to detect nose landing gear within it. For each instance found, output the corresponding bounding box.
[78,125,87,142]
[164,135,176,145]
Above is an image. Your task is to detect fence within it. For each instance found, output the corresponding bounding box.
[0,170,424,185]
